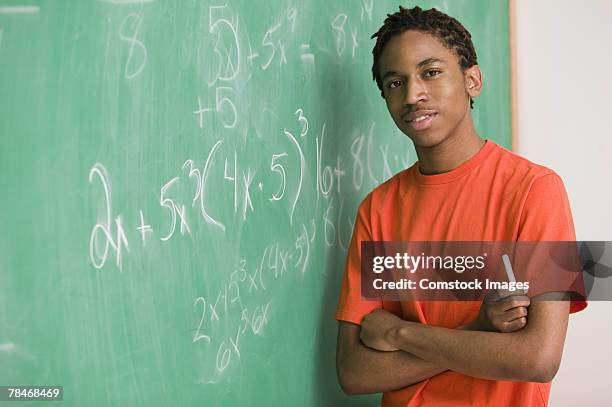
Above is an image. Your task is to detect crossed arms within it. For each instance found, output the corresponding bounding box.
[336,297,570,395]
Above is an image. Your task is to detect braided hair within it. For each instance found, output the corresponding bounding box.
[371,6,478,108]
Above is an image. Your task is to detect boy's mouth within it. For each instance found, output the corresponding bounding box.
[405,112,437,131]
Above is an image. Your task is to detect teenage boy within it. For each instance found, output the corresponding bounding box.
[335,6,586,406]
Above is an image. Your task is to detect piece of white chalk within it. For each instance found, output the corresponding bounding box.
[501,254,516,283]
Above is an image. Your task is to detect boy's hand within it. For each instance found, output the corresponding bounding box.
[473,290,530,333]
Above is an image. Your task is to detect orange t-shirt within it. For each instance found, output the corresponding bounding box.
[335,140,587,407]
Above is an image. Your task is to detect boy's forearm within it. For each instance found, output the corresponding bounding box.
[339,341,447,394]
[387,320,557,382]
[339,323,476,394]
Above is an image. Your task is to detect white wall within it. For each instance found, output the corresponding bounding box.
[514,0,612,405]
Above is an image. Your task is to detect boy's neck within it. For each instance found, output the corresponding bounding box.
[415,129,484,175]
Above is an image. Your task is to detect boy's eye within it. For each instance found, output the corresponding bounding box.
[388,80,402,89]
[424,69,441,77]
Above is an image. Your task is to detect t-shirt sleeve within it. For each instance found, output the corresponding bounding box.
[335,194,383,324]
[517,172,587,314]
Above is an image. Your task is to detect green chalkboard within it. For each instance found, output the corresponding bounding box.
[0,0,510,405]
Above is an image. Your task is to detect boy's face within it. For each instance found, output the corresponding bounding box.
[378,30,481,148]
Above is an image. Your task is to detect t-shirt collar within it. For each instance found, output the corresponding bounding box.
[412,139,497,185]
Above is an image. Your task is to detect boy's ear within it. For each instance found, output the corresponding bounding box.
[465,64,483,98]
